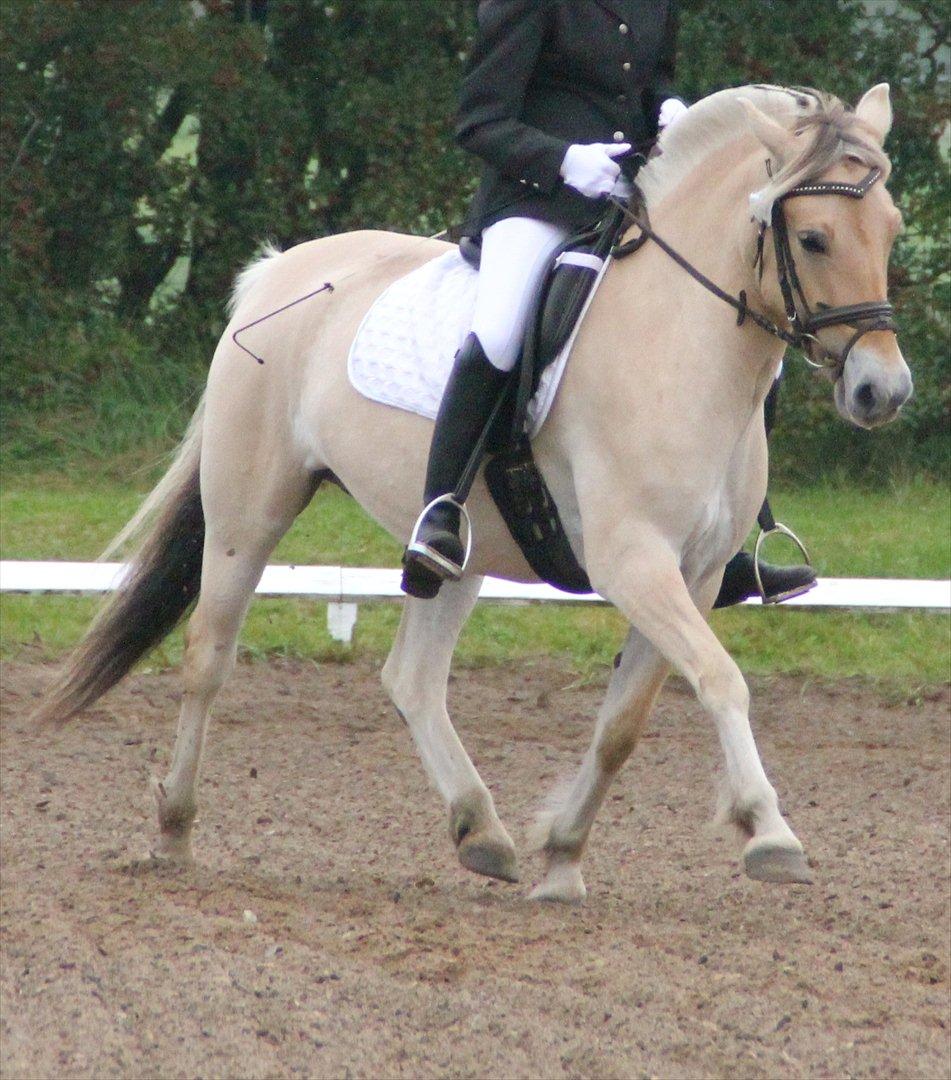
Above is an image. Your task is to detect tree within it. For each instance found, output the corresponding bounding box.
[1,0,946,475]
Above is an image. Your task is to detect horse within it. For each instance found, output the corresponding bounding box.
[39,84,912,902]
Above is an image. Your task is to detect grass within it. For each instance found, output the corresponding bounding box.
[1,474,948,688]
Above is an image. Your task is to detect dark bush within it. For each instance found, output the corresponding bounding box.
[1,0,946,479]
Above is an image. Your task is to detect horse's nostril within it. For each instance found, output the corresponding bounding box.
[854,382,877,411]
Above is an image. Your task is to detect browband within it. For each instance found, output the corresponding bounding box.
[780,166,882,202]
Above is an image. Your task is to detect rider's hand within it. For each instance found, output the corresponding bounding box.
[559,142,631,198]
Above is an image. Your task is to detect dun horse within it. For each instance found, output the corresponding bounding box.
[41,85,911,901]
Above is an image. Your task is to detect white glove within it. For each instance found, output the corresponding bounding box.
[658,98,689,130]
[560,142,631,198]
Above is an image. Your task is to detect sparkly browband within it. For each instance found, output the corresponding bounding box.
[780,167,883,201]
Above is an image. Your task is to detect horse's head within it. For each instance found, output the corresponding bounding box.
[742,86,912,429]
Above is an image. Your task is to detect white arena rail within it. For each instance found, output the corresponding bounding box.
[1,560,948,645]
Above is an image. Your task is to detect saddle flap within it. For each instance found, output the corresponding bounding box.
[483,443,593,595]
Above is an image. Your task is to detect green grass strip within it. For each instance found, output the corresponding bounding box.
[1,478,948,688]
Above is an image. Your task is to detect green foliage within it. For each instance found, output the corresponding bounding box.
[0,301,206,476]
[0,0,473,323]
[0,0,947,478]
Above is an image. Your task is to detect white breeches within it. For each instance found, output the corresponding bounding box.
[470,217,569,372]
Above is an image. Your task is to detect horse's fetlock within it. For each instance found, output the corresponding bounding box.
[160,805,196,837]
[544,821,586,861]
[449,808,477,848]
[448,791,491,847]
[720,786,778,839]
[155,788,197,836]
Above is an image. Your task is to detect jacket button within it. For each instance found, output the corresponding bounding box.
[613,130,625,142]
[622,61,631,71]
[619,23,629,34]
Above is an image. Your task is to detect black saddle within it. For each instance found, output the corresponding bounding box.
[458,200,633,594]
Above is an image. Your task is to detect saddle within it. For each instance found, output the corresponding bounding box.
[456,199,633,594]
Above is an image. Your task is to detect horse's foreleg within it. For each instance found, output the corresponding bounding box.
[530,628,669,901]
[382,576,519,883]
[588,545,810,886]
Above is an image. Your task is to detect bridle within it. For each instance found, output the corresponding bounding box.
[766,166,896,369]
[611,164,898,373]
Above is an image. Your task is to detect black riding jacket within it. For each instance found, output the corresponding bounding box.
[458,0,679,236]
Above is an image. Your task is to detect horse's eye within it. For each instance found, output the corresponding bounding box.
[798,231,829,255]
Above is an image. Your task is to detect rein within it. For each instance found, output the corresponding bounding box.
[611,165,897,371]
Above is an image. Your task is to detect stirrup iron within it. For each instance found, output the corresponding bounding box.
[406,494,473,580]
[753,522,813,604]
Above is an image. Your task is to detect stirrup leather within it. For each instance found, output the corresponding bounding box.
[405,495,473,581]
[753,522,815,604]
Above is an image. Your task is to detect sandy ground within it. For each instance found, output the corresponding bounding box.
[1,656,948,1080]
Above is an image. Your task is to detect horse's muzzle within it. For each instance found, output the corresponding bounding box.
[835,346,913,429]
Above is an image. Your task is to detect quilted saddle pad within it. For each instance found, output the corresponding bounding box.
[347,248,605,438]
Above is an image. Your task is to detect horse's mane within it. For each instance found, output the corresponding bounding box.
[227,239,283,317]
[638,85,890,215]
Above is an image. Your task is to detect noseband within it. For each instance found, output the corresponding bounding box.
[612,164,898,372]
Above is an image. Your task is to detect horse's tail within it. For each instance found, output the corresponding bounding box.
[36,399,207,724]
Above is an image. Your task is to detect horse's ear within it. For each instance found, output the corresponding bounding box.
[855,83,892,144]
[739,98,795,162]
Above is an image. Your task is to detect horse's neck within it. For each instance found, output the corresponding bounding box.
[629,140,784,406]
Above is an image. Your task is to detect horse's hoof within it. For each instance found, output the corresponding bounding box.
[529,860,587,903]
[150,832,194,865]
[457,833,520,883]
[744,842,812,884]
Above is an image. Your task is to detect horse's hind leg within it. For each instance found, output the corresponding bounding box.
[382,576,519,883]
[152,472,311,862]
[531,628,669,901]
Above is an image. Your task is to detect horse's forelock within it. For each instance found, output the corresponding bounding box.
[762,95,892,203]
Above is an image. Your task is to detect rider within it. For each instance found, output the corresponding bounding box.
[401,0,815,608]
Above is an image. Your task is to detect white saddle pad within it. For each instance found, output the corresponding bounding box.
[347,248,607,437]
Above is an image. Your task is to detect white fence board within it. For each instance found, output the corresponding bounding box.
[1,560,948,609]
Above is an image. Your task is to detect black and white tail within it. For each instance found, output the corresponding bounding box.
[36,401,206,724]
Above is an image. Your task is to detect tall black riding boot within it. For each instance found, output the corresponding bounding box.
[401,333,508,599]
[713,550,817,608]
